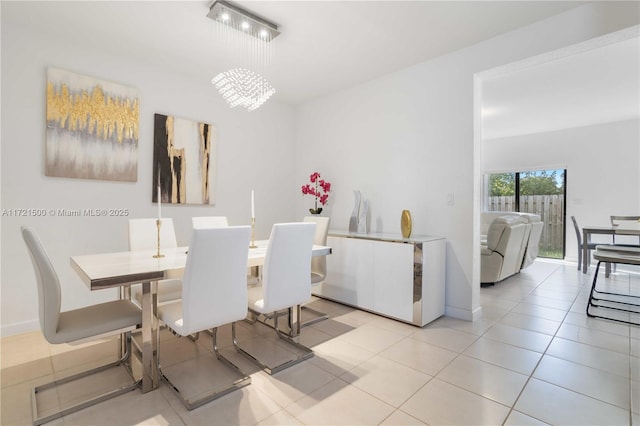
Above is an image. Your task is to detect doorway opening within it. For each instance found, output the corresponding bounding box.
[485,168,566,259]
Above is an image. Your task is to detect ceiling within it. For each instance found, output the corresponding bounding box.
[6,0,587,105]
[7,1,637,138]
[481,36,640,140]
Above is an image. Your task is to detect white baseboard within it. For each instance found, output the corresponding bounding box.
[1,319,39,338]
[445,305,483,322]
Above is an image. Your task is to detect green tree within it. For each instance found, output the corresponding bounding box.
[520,170,563,195]
[489,173,515,196]
[489,170,564,196]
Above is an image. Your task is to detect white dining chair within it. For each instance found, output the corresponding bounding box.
[608,215,640,274]
[572,216,611,276]
[157,226,252,409]
[300,215,331,327]
[235,222,316,375]
[21,227,142,425]
[190,215,263,287]
[192,216,229,229]
[610,215,640,245]
[572,215,602,272]
[128,218,182,306]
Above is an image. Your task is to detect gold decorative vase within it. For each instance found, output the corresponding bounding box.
[401,210,412,238]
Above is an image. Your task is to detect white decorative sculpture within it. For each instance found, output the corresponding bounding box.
[348,190,370,234]
[358,199,369,234]
[349,190,360,233]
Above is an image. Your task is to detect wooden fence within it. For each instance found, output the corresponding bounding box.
[488,195,565,257]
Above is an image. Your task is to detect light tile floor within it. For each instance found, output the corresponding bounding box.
[2,260,639,425]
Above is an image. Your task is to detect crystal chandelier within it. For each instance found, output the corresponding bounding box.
[212,68,275,111]
[207,1,280,112]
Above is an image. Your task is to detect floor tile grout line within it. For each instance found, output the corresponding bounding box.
[5,263,637,425]
[335,331,441,410]
[304,323,482,424]
[177,284,639,423]
[495,263,579,424]
[366,323,508,420]
[502,264,632,425]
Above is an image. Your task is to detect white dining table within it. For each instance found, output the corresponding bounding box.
[581,226,640,273]
[70,240,332,393]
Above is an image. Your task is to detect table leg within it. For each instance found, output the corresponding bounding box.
[287,305,301,337]
[118,286,133,359]
[140,281,159,393]
[582,229,589,274]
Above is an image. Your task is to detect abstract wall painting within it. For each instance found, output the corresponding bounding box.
[45,67,139,181]
[153,113,217,205]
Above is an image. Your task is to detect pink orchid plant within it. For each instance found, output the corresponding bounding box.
[301,172,331,214]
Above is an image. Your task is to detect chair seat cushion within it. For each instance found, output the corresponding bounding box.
[158,298,250,336]
[157,300,186,335]
[247,285,266,313]
[480,246,495,256]
[310,272,324,285]
[486,216,525,252]
[248,284,307,314]
[53,300,141,344]
[131,279,182,305]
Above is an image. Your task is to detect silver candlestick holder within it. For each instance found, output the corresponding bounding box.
[250,217,257,248]
[153,218,165,258]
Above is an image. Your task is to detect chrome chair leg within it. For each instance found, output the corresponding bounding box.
[243,310,259,325]
[32,332,140,426]
[300,305,329,328]
[160,326,251,410]
[234,311,313,375]
[587,260,640,326]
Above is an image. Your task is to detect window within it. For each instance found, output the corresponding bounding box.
[486,169,566,259]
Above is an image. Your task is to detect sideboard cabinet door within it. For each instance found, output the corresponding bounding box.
[322,236,374,310]
[317,233,445,326]
[373,241,413,322]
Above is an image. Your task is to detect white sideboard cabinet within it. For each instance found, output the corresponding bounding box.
[313,231,446,326]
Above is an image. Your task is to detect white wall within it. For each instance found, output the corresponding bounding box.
[3,2,639,336]
[482,119,640,262]
[294,2,640,321]
[1,19,296,335]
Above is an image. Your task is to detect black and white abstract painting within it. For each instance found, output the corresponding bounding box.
[153,113,217,205]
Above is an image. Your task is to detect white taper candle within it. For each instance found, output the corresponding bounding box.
[251,190,255,219]
[157,182,162,220]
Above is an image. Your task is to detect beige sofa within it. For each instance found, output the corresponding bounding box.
[480,212,543,284]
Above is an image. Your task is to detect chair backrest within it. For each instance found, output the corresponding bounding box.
[610,215,640,229]
[480,212,520,236]
[522,221,544,268]
[180,226,251,334]
[21,227,61,343]
[128,218,177,251]
[486,216,527,280]
[571,216,582,246]
[303,216,331,283]
[516,223,531,270]
[261,222,316,313]
[192,216,229,229]
[611,215,640,244]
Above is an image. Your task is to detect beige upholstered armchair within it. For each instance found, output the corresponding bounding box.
[481,216,528,285]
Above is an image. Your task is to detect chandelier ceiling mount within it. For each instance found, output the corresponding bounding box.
[207,1,280,111]
[207,0,280,42]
